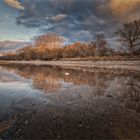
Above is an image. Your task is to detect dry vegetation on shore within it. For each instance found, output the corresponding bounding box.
[0,60,140,71]
[0,19,140,61]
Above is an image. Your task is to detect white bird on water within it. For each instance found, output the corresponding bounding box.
[65,72,70,76]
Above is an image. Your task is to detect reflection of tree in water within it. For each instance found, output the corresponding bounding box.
[32,73,62,93]
[123,76,140,112]
[1,64,113,94]
[128,83,140,101]
[1,64,140,96]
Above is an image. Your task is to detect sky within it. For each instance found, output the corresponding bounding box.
[0,0,140,43]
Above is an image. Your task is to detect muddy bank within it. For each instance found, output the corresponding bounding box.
[0,60,140,71]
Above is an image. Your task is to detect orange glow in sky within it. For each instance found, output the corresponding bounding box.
[109,0,140,16]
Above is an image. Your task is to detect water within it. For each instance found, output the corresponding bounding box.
[0,64,140,139]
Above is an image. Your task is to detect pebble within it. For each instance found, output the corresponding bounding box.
[110,122,113,126]
[78,123,82,127]
[106,95,113,98]
[25,121,28,124]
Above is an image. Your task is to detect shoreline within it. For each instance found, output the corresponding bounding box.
[0,60,140,71]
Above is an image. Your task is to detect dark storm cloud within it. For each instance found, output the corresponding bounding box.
[16,0,140,42]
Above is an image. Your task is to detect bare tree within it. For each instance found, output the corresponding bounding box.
[116,19,140,56]
[94,33,108,56]
[35,33,64,50]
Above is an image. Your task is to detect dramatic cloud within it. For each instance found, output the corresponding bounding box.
[0,41,29,52]
[4,0,140,42]
[109,0,140,14]
[51,14,67,22]
[4,0,24,10]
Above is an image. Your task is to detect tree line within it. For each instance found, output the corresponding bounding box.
[1,19,140,61]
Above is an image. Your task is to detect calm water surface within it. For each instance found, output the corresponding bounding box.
[0,64,140,140]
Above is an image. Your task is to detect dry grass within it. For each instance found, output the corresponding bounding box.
[60,55,140,61]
